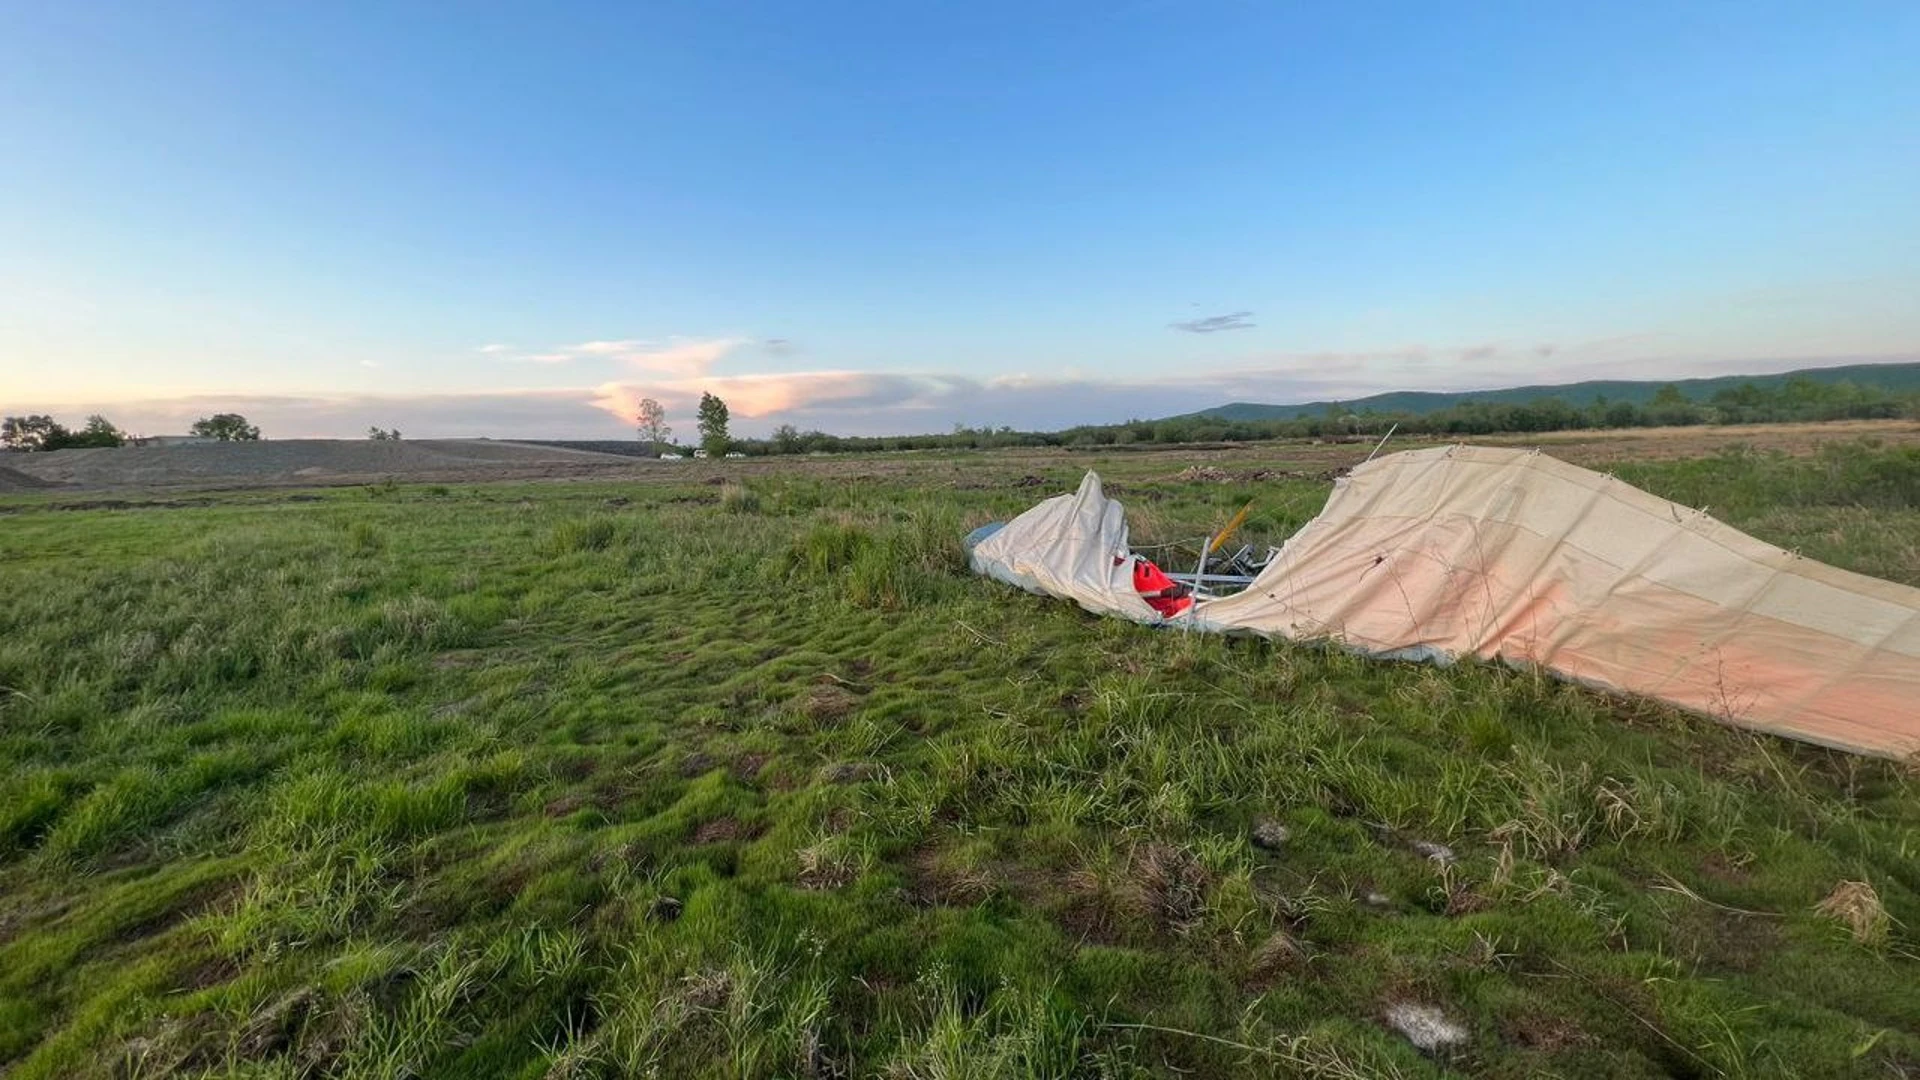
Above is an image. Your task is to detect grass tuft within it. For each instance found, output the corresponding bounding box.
[1815,879,1892,945]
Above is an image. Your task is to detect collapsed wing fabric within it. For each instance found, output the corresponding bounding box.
[968,447,1920,759]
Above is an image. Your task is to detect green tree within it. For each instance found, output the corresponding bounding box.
[771,423,801,454]
[1,415,69,452]
[696,392,730,457]
[367,426,402,441]
[1650,384,1688,407]
[191,413,261,441]
[70,415,127,448]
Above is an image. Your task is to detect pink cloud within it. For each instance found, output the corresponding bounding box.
[587,369,940,425]
[482,336,749,376]
[618,338,749,377]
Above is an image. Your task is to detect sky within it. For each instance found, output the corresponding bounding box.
[2,1,1917,440]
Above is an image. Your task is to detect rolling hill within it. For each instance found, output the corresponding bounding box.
[1186,359,1920,421]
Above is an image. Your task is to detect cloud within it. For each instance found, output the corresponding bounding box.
[1170,310,1255,334]
[619,338,749,377]
[26,344,1917,442]
[1458,344,1497,363]
[481,336,749,376]
[572,340,645,356]
[762,337,798,357]
[359,360,381,369]
[586,371,953,428]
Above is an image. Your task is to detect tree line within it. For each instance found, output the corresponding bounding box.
[686,376,1920,457]
[12,375,1910,458]
[1,413,261,451]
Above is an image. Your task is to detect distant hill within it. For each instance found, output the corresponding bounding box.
[1184,360,1920,422]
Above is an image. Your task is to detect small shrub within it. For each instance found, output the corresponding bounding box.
[719,484,762,514]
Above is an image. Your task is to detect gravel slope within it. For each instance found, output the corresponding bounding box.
[6,439,646,490]
[0,465,60,491]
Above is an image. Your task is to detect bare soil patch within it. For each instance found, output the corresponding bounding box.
[10,420,1910,496]
[5,439,647,491]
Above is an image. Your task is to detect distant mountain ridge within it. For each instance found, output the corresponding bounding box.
[1183,360,1920,422]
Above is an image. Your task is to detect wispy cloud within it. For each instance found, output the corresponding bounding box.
[1170,310,1255,334]
[481,336,749,376]
[619,338,749,377]
[571,340,645,356]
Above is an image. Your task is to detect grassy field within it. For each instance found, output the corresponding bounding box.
[2,438,1917,1079]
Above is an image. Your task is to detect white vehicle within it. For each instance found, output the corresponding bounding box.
[659,452,680,460]
[724,451,746,459]
[692,448,709,459]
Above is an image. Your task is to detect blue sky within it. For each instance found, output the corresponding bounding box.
[3,1,1916,438]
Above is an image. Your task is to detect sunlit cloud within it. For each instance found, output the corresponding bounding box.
[572,340,645,355]
[586,370,950,427]
[619,338,750,377]
[480,336,749,376]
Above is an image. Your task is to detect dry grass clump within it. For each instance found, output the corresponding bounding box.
[1134,841,1211,933]
[795,833,862,890]
[1814,879,1891,944]
[800,681,859,724]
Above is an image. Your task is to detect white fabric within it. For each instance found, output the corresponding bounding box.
[968,472,1162,624]
[970,451,1920,758]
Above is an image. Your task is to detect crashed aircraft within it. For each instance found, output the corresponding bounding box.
[967,446,1920,759]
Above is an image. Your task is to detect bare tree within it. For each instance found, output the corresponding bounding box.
[636,398,671,451]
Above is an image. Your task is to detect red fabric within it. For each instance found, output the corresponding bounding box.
[1133,560,1176,594]
[1132,558,1192,618]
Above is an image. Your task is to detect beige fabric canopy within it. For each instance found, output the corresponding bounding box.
[969,446,1920,758]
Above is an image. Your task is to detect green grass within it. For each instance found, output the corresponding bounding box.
[1,442,1917,1078]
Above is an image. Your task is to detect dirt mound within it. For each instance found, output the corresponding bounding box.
[0,464,60,491]
[5,439,645,491]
